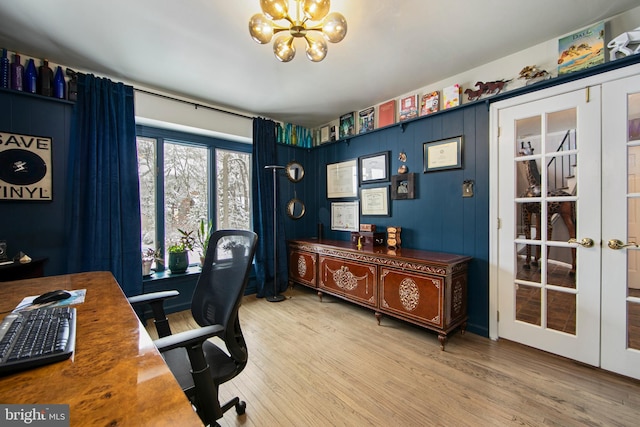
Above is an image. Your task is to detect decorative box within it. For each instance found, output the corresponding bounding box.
[360,224,376,232]
[350,232,386,247]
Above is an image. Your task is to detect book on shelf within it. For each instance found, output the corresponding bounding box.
[557,21,605,76]
[358,107,375,134]
[339,112,355,139]
[377,99,396,128]
[399,94,418,121]
[419,91,439,116]
[320,125,330,144]
[442,84,461,109]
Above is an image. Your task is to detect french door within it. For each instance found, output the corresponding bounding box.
[496,87,602,366]
[492,68,640,379]
[601,74,640,379]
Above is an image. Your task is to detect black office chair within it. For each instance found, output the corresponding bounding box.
[129,229,258,426]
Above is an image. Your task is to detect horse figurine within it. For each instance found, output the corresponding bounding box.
[463,87,483,101]
[477,79,511,95]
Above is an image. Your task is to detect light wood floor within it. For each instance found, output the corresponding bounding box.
[147,286,640,427]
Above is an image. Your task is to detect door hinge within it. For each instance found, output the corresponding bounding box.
[498,126,501,137]
[497,218,502,229]
[497,310,500,322]
[586,86,590,103]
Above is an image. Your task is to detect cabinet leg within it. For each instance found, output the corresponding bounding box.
[438,334,446,351]
[317,291,323,302]
[375,312,382,325]
[460,321,467,335]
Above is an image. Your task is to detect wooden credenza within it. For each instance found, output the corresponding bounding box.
[287,239,471,350]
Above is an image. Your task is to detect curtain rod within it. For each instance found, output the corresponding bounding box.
[134,88,253,120]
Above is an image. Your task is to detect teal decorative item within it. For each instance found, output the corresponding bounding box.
[168,251,189,274]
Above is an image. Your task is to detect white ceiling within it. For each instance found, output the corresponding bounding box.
[0,0,638,129]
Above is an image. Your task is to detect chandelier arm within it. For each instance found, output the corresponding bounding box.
[304,23,324,31]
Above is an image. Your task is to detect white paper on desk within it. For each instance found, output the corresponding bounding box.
[13,289,87,312]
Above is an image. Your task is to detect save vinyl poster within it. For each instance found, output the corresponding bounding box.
[0,131,52,201]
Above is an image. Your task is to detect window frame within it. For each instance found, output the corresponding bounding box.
[136,125,252,271]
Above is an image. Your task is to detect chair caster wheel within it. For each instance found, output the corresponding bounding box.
[235,400,246,415]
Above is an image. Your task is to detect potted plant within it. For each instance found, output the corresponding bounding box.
[195,219,213,265]
[141,247,163,277]
[168,229,195,274]
[223,239,248,259]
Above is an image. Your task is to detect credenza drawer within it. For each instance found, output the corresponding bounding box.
[319,255,377,307]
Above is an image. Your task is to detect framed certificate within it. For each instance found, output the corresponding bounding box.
[331,201,359,231]
[326,159,358,198]
[358,151,389,185]
[360,186,389,216]
[423,136,463,172]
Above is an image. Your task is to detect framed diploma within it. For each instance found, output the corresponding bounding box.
[360,186,389,216]
[358,151,389,185]
[423,136,463,172]
[326,159,358,198]
[331,201,359,231]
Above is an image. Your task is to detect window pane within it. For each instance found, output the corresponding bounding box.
[216,149,251,230]
[164,141,208,263]
[137,136,157,260]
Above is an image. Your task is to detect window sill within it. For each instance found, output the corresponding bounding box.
[143,265,202,282]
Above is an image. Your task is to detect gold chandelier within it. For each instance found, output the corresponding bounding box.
[249,0,347,62]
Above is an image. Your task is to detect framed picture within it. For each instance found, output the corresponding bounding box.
[331,201,359,231]
[326,159,358,198]
[0,131,52,201]
[423,136,463,172]
[360,186,389,216]
[358,151,389,185]
[391,173,416,200]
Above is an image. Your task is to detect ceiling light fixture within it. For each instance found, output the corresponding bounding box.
[249,0,347,63]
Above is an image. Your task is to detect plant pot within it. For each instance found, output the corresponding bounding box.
[142,260,153,276]
[168,251,189,274]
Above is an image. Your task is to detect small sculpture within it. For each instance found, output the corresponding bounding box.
[519,65,550,85]
[465,79,511,101]
[608,26,640,60]
[464,87,483,101]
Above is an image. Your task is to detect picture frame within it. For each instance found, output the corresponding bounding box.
[331,201,359,231]
[360,186,389,216]
[391,173,416,200]
[423,136,463,172]
[0,131,53,201]
[326,159,358,198]
[358,151,389,185]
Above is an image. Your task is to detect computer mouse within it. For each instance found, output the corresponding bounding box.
[33,289,71,305]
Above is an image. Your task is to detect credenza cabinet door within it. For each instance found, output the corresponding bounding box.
[379,267,445,329]
[318,255,377,307]
[288,249,317,288]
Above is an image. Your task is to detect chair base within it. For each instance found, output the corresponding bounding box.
[266,294,286,302]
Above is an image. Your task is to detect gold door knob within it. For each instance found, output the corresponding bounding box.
[568,237,595,248]
[607,239,639,250]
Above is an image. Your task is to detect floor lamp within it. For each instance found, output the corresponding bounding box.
[265,165,286,302]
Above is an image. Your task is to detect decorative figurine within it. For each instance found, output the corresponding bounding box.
[608,26,640,61]
[518,65,550,85]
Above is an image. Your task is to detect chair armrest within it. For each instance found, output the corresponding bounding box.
[127,290,179,306]
[128,290,180,338]
[154,324,224,353]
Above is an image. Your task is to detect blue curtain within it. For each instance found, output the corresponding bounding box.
[66,74,142,296]
[252,118,287,298]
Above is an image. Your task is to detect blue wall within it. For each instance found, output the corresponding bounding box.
[0,90,73,277]
[278,103,490,336]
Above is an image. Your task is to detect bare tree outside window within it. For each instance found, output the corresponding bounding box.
[216,149,251,230]
[164,142,208,262]
[137,136,157,255]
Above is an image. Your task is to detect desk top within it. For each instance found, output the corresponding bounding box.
[0,272,203,426]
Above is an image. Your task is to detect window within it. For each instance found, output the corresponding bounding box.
[137,126,252,270]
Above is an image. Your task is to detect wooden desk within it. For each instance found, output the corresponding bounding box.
[0,272,203,426]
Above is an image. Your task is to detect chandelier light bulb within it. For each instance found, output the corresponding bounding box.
[274,34,296,62]
[323,12,347,43]
[249,14,275,44]
[260,0,289,21]
[302,0,330,21]
[250,0,347,62]
[305,34,328,62]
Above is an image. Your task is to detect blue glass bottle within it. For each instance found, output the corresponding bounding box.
[53,66,65,99]
[0,49,9,88]
[10,53,23,91]
[24,59,37,93]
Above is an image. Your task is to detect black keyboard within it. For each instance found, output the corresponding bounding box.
[0,306,76,375]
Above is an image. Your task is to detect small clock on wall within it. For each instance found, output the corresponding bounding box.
[0,132,52,201]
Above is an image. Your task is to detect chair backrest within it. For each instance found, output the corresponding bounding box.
[191,229,257,359]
